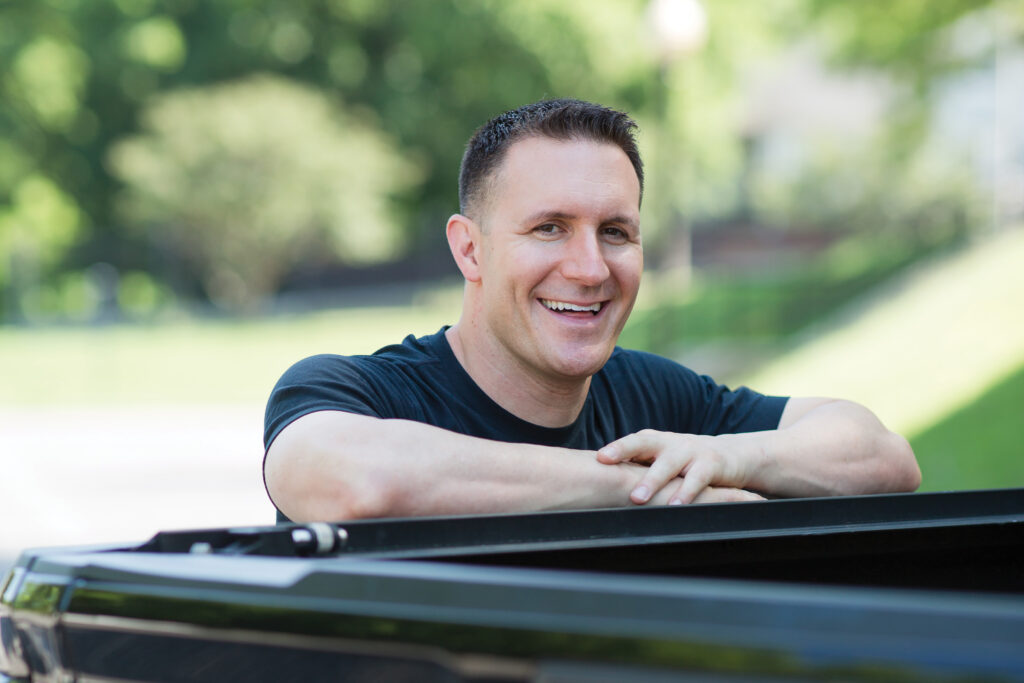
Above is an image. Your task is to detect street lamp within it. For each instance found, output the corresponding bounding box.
[644,0,708,350]
[643,0,708,290]
[646,0,708,65]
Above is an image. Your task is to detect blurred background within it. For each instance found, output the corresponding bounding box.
[2,0,1022,573]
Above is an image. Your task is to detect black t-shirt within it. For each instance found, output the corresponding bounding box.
[265,326,787,457]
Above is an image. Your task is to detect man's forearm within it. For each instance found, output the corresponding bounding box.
[265,410,661,522]
[597,397,920,504]
[743,398,920,497]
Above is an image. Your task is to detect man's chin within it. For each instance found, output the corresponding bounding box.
[542,345,614,380]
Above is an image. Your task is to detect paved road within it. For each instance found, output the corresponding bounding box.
[1,404,275,576]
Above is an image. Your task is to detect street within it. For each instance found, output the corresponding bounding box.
[1,404,275,576]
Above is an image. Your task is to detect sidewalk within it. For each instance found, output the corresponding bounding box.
[1,404,275,576]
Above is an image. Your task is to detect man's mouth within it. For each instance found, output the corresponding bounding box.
[540,299,603,315]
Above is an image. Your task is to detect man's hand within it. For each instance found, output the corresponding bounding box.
[597,430,757,505]
[597,398,921,505]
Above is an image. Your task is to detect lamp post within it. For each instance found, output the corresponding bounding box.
[647,0,708,64]
[645,0,708,291]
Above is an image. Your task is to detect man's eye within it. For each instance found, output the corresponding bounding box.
[602,227,628,241]
[534,224,559,235]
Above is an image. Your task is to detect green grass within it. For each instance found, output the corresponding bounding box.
[0,230,964,407]
[620,234,956,354]
[911,360,1024,492]
[3,231,1022,497]
[747,228,1024,439]
[740,228,1024,493]
[0,293,460,405]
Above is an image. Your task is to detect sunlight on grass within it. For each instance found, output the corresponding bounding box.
[0,288,461,406]
[911,359,1024,491]
[747,227,1024,439]
[4,229,1023,443]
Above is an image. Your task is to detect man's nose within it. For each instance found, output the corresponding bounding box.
[560,231,610,285]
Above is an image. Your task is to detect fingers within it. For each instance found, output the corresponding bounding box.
[631,451,695,504]
[634,435,717,505]
[596,430,665,465]
[667,457,718,505]
[599,431,693,504]
[599,430,751,507]
[600,430,714,505]
[667,450,733,505]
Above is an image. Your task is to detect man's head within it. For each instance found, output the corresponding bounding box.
[447,100,645,391]
[458,99,644,221]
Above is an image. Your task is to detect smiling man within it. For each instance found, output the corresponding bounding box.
[263,99,921,523]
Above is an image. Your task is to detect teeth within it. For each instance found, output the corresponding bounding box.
[541,299,602,313]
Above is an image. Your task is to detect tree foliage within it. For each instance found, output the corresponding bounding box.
[0,0,1013,318]
[109,74,417,310]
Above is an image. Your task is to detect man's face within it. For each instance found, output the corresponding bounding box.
[472,135,643,383]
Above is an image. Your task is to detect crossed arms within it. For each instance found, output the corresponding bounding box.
[266,398,919,521]
[264,397,921,522]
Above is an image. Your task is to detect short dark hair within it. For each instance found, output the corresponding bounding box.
[458,99,644,218]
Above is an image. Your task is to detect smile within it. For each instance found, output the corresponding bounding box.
[540,299,603,314]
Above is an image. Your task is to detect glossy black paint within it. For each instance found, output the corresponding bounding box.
[3,489,1024,681]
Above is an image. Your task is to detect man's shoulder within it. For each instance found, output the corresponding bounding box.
[306,328,446,363]
[596,347,787,434]
[265,328,451,445]
[278,328,448,383]
[386,326,447,351]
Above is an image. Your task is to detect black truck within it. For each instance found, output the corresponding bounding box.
[3,488,1023,681]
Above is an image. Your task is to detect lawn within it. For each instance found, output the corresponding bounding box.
[3,230,1022,495]
[746,228,1024,436]
[911,359,1024,492]
[0,293,459,406]
[743,228,1024,492]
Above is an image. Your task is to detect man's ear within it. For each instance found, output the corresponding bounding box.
[446,213,483,283]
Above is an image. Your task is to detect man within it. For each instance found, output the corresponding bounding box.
[263,99,920,523]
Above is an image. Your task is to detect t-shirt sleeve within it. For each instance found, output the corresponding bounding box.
[690,375,789,435]
[617,350,788,435]
[263,354,384,451]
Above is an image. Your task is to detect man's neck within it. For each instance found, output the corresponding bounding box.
[445,324,591,428]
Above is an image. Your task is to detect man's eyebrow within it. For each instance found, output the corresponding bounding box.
[523,210,640,230]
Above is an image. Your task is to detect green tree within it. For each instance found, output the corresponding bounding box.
[5,0,1010,318]
[1,0,662,313]
[800,0,1022,162]
[109,73,418,311]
